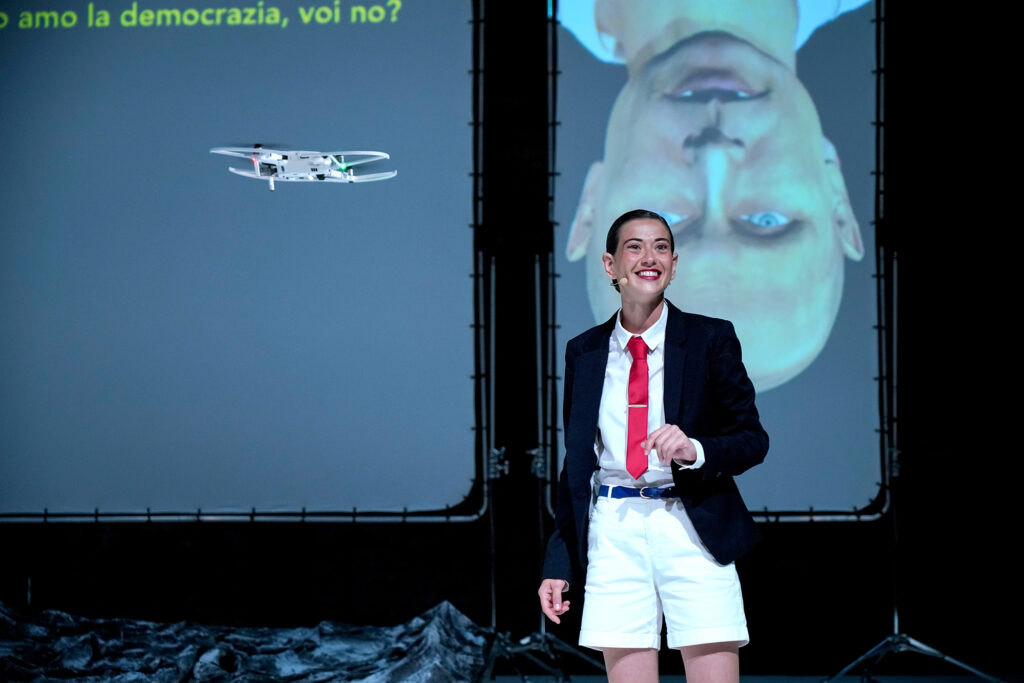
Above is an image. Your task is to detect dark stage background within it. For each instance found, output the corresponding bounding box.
[0,2,1017,680]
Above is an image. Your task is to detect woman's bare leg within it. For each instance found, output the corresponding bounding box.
[603,647,659,683]
[679,641,740,683]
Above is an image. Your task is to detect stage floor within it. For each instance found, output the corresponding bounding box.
[4,598,1014,683]
[494,678,1006,682]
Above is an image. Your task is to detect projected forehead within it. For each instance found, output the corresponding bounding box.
[581,33,861,391]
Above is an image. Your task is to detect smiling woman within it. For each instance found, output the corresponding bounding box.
[602,213,676,299]
[541,209,768,683]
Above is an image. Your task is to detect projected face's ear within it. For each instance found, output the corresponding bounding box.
[823,137,864,262]
[566,161,606,262]
[593,0,622,58]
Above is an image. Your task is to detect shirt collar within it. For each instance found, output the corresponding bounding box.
[613,300,669,354]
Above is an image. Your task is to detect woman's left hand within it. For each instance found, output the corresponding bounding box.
[644,424,697,465]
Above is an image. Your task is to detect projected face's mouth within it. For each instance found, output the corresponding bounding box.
[636,269,661,280]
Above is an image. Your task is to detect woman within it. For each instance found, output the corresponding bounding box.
[538,209,769,682]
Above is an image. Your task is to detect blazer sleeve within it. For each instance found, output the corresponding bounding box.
[688,319,769,480]
[541,460,574,583]
[541,340,581,584]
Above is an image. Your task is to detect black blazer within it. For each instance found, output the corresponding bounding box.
[543,302,769,586]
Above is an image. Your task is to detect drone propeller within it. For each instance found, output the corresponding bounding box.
[326,151,390,172]
[211,142,292,158]
[222,141,291,150]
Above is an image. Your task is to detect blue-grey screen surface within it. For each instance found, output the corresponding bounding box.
[0,0,474,514]
[554,1,880,513]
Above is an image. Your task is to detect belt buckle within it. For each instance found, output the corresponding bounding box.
[639,487,655,499]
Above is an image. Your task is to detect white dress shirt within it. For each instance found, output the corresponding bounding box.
[595,302,704,488]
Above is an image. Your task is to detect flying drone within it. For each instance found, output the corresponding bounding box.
[210,145,397,191]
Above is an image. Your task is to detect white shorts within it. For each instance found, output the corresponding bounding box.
[579,494,749,651]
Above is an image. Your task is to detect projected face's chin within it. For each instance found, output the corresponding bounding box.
[575,32,863,392]
[592,0,799,69]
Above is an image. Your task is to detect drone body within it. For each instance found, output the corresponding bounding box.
[210,146,397,191]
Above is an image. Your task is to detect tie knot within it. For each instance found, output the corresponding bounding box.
[627,336,648,361]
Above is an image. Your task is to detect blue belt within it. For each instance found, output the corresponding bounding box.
[598,484,678,499]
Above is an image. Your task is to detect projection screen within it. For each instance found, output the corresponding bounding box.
[553,0,881,514]
[0,0,474,515]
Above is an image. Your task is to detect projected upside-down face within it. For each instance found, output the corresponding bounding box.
[568,31,864,393]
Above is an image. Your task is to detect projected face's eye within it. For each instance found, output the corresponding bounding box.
[659,212,693,242]
[662,88,763,104]
[660,212,689,227]
[737,212,794,237]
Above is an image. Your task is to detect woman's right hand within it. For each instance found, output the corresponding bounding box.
[538,578,570,623]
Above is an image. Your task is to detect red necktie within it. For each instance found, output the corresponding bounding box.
[626,336,649,479]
